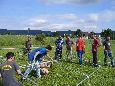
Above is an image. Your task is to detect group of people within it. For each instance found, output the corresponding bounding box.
[0,34,114,86]
[54,34,114,67]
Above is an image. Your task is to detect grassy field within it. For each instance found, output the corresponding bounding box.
[0,35,115,86]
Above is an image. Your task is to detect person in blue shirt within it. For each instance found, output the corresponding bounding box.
[23,45,52,79]
[55,36,64,60]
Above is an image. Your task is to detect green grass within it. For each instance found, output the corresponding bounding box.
[0,35,115,86]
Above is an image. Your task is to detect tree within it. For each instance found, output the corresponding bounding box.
[35,33,46,45]
[53,32,59,37]
[101,28,113,38]
[75,29,82,37]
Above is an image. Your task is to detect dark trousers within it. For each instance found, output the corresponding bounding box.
[55,48,62,60]
[92,51,97,65]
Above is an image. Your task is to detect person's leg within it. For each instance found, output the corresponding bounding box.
[35,62,41,78]
[23,64,33,79]
[66,50,69,59]
[108,50,114,66]
[65,49,69,61]
[70,47,73,61]
[77,50,82,64]
[59,48,62,59]
[92,51,97,66]
[104,50,108,65]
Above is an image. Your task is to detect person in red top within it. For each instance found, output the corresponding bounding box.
[76,35,85,64]
[92,35,100,67]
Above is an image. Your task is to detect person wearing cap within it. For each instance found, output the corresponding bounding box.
[103,36,115,67]
[54,36,64,61]
[76,35,85,64]
[23,45,52,79]
[0,52,22,86]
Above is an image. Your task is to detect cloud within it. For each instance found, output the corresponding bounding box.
[28,19,49,27]
[0,10,115,32]
[48,24,76,31]
[98,10,115,22]
[27,14,100,32]
[88,13,98,22]
[42,0,101,5]
[111,0,115,9]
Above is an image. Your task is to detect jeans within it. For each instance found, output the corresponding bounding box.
[92,51,97,65]
[77,50,84,64]
[104,50,114,66]
[23,61,41,79]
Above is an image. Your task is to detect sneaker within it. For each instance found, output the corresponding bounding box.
[104,64,108,66]
[94,64,99,67]
[36,75,41,78]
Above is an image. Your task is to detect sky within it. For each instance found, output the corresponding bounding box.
[0,0,115,32]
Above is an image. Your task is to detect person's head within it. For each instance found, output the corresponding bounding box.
[6,52,15,61]
[58,36,62,39]
[66,35,70,40]
[78,34,82,38]
[46,45,52,52]
[92,34,96,39]
[106,36,110,41]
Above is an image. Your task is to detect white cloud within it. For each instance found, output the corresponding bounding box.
[0,10,115,32]
[42,0,101,5]
[48,24,76,31]
[56,14,79,20]
[88,13,98,22]
[111,0,115,9]
[28,19,49,27]
[98,10,115,22]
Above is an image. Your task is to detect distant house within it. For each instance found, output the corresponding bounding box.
[0,29,8,34]
[0,29,104,39]
[0,29,51,35]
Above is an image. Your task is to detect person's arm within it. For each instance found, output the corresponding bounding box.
[13,62,21,75]
[97,39,101,47]
[71,40,74,47]
[33,51,40,62]
[83,40,85,52]
[17,69,21,75]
